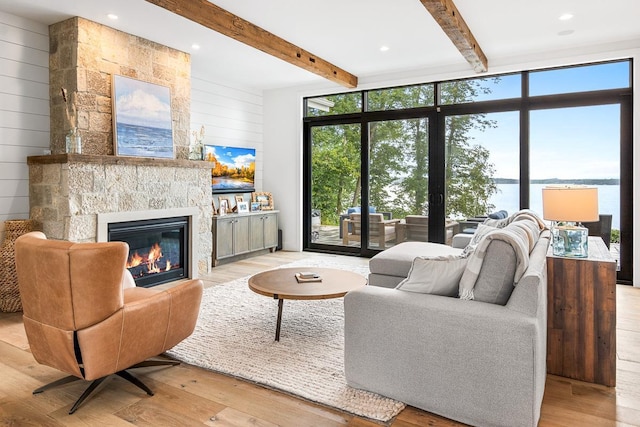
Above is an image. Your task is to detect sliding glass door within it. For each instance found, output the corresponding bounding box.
[308,123,361,248]
[367,117,429,250]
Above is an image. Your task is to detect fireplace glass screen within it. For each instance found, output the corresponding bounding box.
[108,216,189,287]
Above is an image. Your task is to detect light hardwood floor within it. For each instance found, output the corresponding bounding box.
[1,250,639,426]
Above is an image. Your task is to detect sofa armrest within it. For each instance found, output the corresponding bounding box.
[344,286,545,427]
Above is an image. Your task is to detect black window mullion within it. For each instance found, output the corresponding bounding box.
[520,71,530,209]
[618,93,634,284]
[428,111,446,243]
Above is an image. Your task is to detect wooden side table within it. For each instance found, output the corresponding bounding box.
[546,236,617,386]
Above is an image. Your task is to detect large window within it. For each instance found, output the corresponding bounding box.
[303,59,633,283]
[529,105,621,233]
[445,111,520,218]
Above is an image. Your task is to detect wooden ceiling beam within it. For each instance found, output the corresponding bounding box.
[144,0,358,88]
[419,0,488,73]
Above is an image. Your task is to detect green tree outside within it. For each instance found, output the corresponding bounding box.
[309,78,499,227]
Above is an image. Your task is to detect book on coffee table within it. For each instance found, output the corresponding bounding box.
[295,272,322,283]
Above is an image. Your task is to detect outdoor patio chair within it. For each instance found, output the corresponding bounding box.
[342,213,399,248]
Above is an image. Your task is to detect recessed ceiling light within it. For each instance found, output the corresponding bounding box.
[380,45,390,52]
[558,29,575,36]
[107,13,118,20]
[191,44,201,50]
[559,13,573,21]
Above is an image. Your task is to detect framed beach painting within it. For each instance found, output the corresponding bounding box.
[203,144,256,194]
[112,75,174,158]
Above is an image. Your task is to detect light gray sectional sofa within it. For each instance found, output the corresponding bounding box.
[344,215,550,427]
[368,241,464,288]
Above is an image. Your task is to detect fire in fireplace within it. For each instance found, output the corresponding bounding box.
[108,216,189,287]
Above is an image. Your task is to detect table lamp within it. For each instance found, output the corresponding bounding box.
[542,185,598,258]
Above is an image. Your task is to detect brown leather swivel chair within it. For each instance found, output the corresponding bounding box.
[14,231,203,414]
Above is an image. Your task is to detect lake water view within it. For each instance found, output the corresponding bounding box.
[489,183,620,229]
[116,122,173,158]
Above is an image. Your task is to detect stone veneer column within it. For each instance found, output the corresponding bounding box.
[49,17,191,157]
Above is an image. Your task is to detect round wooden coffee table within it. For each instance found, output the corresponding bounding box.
[248,267,367,341]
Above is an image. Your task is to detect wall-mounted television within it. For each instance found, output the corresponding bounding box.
[203,145,256,194]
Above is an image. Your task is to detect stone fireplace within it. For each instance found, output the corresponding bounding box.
[25,17,214,278]
[28,155,213,276]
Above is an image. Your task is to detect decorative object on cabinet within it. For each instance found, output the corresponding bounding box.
[217,197,230,216]
[251,202,261,212]
[252,192,274,210]
[204,145,256,194]
[112,75,173,159]
[237,201,249,213]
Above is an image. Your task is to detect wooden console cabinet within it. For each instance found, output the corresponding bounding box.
[213,211,278,266]
[546,236,617,386]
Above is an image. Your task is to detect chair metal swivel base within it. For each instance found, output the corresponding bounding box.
[33,358,180,414]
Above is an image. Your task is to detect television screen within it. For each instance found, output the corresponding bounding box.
[203,145,256,194]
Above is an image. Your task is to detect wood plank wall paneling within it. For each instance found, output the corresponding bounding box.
[190,73,264,192]
[0,11,264,242]
[0,11,49,240]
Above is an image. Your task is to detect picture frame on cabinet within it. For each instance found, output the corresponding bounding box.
[217,197,230,216]
[252,192,274,210]
[237,201,249,213]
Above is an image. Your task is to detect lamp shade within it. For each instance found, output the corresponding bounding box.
[542,185,599,222]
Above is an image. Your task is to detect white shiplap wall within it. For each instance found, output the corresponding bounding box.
[0,11,264,243]
[0,11,49,242]
[190,72,263,204]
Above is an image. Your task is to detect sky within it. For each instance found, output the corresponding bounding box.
[207,145,256,169]
[464,61,628,180]
[114,75,172,130]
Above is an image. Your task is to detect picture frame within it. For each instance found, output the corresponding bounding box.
[112,75,174,159]
[251,202,261,212]
[234,195,244,205]
[252,192,274,210]
[217,197,230,216]
[203,144,256,194]
[237,201,249,213]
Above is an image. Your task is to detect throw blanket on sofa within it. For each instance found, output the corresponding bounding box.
[459,225,531,301]
[483,209,547,230]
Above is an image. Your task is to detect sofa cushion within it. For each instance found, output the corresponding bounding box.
[488,210,508,219]
[459,225,530,304]
[471,240,518,305]
[369,242,463,279]
[395,255,468,296]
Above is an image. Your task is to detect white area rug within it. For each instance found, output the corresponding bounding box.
[167,258,406,422]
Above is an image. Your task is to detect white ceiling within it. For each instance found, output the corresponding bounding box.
[2,0,640,90]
